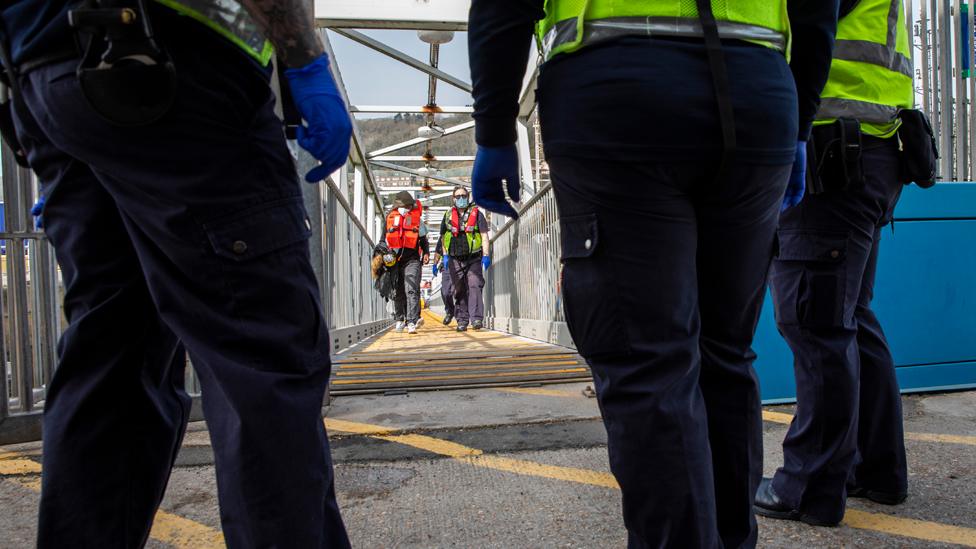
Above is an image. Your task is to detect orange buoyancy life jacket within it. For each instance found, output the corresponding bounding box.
[451,205,480,236]
[442,206,482,254]
[386,203,424,250]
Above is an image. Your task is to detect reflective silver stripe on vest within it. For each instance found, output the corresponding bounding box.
[817,97,901,124]
[543,16,787,60]
[171,0,267,54]
[832,0,911,77]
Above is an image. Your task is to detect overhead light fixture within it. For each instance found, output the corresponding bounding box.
[418,125,446,139]
[418,30,455,45]
[416,165,438,177]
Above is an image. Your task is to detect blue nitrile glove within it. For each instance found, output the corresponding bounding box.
[442,255,449,273]
[432,262,439,277]
[482,255,491,271]
[31,196,45,229]
[782,140,807,212]
[472,144,520,218]
[285,54,353,183]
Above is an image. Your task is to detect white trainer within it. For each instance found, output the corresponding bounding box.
[415,317,424,329]
[407,322,418,334]
[395,321,405,333]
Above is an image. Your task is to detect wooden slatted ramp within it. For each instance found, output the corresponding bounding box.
[330,310,591,395]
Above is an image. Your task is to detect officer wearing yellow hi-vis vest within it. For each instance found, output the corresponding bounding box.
[468,0,839,546]
[1,0,354,546]
[756,0,928,527]
[434,186,491,331]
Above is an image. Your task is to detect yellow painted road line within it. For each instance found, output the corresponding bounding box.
[325,418,395,436]
[335,360,582,377]
[328,416,976,547]
[761,410,794,425]
[375,434,619,489]
[330,367,589,385]
[0,451,42,475]
[905,431,976,446]
[1,452,224,548]
[149,509,225,548]
[494,387,584,398]
[844,509,976,547]
[763,410,976,446]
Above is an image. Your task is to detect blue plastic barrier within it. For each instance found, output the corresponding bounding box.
[754,183,976,402]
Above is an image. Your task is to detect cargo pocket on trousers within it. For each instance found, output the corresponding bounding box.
[771,230,850,328]
[559,213,630,358]
[202,196,318,340]
[204,197,312,262]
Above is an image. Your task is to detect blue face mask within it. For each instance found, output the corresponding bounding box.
[454,197,469,209]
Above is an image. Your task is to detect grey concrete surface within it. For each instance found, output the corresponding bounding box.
[326,382,601,431]
[2,389,974,548]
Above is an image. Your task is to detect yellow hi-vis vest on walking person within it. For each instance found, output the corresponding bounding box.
[815,0,914,137]
[536,0,791,62]
[154,0,274,65]
[441,207,483,255]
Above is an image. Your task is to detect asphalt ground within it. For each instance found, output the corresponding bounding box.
[1,385,974,548]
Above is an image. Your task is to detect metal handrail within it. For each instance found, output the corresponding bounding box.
[1,143,391,445]
[491,182,554,240]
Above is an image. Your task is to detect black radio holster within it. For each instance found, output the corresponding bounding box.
[69,0,176,126]
[807,117,864,195]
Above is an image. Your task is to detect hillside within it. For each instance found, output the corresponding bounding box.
[357,114,477,163]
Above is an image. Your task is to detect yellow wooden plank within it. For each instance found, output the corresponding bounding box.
[335,360,582,377]
[330,368,589,385]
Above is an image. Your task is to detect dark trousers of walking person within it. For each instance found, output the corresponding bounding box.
[449,255,485,327]
[394,254,423,324]
[441,267,456,318]
[10,10,350,548]
[537,35,800,548]
[768,136,907,525]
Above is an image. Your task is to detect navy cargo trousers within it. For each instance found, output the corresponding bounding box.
[549,155,790,549]
[768,136,908,524]
[449,254,485,326]
[12,13,350,549]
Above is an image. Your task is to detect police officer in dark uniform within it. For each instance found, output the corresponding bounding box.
[432,249,456,325]
[468,0,839,546]
[755,0,914,527]
[0,1,353,546]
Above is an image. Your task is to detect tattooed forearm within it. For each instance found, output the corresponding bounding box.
[240,0,324,67]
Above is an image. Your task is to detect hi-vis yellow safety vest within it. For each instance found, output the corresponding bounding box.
[155,0,274,65]
[536,0,791,62]
[815,0,914,137]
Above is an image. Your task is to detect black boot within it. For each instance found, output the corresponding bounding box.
[443,313,454,325]
[847,485,907,505]
[754,477,839,527]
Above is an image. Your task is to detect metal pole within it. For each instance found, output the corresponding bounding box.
[516,120,536,200]
[954,0,969,180]
[920,3,932,114]
[940,0,955,179]
[970,36,976,180]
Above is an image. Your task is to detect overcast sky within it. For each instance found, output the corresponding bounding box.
[328,29,474,119]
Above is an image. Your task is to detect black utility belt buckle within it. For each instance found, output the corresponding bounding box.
[69,0,176,127]
[807,117,864,195]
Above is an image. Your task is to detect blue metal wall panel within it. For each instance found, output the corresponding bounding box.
[755,183,976,402]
